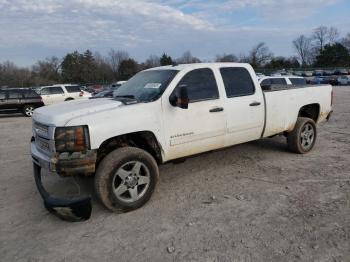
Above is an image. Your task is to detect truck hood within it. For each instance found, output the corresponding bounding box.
[33,98,123,126]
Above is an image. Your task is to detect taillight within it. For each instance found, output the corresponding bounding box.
[79,91,84,97]
[39,96,43,102]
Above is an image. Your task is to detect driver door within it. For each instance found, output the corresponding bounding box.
[162,68,226,161]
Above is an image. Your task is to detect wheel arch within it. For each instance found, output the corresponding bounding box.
[298,103,320,123]
[97,131,163,165]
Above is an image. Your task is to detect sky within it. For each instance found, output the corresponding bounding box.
[0,0,349,66]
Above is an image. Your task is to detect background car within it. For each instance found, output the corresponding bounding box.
[90,90,114,99]
[323,70,335,76]
[36,84,91,105]
[337,76,350,85]
[334,69,348,75]
[313,70,324,76]
[259,76,307,87]
[0,88,44,117]
[322,76,338,86]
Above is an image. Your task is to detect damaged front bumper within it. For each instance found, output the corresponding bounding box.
[31,142,95,222]
[33,164,92,222]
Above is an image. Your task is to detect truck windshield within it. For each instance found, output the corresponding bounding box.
[113,70,178,103]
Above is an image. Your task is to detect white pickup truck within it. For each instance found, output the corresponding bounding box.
[31,63,333,221]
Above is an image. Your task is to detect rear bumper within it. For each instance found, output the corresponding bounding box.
[33,163,92,222]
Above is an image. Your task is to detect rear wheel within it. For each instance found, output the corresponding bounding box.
[287,117,317,154]
[94,147,159,212]
[23,104,35,117]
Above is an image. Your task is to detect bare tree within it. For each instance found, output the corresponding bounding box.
[107,49,129,77]
[176,51,201,64]
[249,42,273,68]
[144,55,160,68]
[215,53,238,62]
[341,33,350,51]
[312,26,328,51]
[293,35,312,67]
[328,27,339,44]
[32,56,61,83]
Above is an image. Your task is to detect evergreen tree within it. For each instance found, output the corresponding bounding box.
[314,43,350,67]
[160,53,173,66]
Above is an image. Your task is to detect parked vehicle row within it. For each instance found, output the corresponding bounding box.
[310,75,350,85]
[269,69,350,77]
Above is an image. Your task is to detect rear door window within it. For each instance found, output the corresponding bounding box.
[289,78,307,85]
[8,90,22,99]
[0,91,6,99]
[23,90,40,98]
[41,87,64,95]
[261,79,271,86]
[176,68,219,102]
[220,67,255,97]
[65,86,81,93]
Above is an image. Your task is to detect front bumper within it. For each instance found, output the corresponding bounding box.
[33,163,92,222]
[31,141,97,176]
[31,142,94,221]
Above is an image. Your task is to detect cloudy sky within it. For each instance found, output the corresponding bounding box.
[0,0,349,66]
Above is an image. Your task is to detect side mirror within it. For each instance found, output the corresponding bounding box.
[169,84,189,109]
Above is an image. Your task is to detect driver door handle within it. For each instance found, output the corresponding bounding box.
[250,101,261,107]
[209,107,224,113]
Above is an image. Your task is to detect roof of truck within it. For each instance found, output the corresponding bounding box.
[147,63,251,71]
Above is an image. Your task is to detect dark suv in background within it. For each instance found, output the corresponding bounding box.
[0,88,44,117]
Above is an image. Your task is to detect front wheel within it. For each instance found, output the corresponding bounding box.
[287,117,317,154]
[23,104,35,117]
[94,147,159,212]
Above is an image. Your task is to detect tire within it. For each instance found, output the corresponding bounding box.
[23,104,35,117]
[65,98,74,101]
[94,147,159,212]
[287,117,317,154]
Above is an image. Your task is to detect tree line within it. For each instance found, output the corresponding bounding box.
[1,25,349,88]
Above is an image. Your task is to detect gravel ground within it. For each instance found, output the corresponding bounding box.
[0,86,349,262]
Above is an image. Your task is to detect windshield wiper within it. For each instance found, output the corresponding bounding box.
[114,95,136,99]
[114,95,138,105]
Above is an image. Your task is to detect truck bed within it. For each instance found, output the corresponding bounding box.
[262,84,332,137]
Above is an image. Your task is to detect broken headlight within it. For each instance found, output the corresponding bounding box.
[55,126,90,153]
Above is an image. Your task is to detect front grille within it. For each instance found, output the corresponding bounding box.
[35,135,50,152]
[33,121,49,138]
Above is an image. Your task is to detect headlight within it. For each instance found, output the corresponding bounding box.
[55,126,90,153]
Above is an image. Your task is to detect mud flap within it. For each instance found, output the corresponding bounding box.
[33,163,92,222]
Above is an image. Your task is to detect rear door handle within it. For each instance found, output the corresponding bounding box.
[209,107,224,113]
[250,102,261,107]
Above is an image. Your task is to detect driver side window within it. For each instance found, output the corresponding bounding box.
[175,68,219,103]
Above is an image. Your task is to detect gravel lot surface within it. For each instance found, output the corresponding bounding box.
[1,86,349,262]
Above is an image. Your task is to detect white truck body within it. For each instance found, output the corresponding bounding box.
[30,63,333,221]
[33,63,332,162]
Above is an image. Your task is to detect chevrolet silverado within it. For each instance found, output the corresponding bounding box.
[31,63,333,221]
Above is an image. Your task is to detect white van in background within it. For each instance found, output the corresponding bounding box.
[37,84,91,105]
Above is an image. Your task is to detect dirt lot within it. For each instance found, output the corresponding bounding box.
[1,87,349,262]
